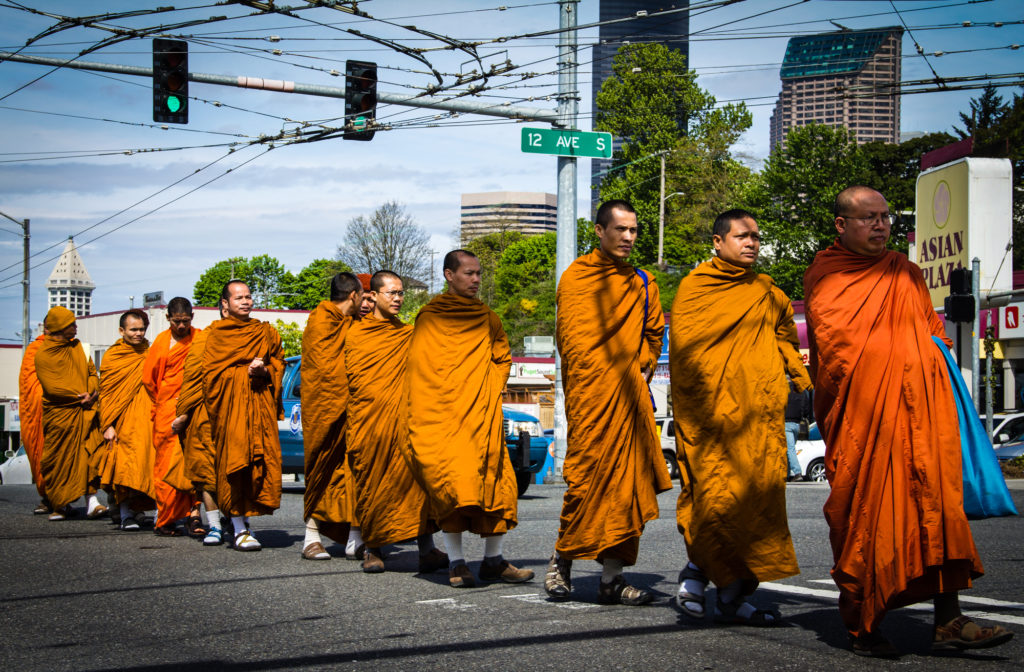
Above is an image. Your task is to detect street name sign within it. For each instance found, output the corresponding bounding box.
[521,127,612,159]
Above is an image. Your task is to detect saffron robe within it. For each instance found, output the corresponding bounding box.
[671,256,811,588]
[99,338,157,507]
[803,243,982,637]
[143,328,197,526]
[346,313,433,547]
[176,329,214,491]
[17,335,47,498]
[403,293,518,535]
[555,248,672,564]
[202,316,284,517]
[35,336,102,510]
[301,301,357,544]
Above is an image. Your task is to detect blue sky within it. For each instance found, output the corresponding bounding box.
[0,0,1021,343]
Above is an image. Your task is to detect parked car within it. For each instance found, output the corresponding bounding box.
[985,413,1024,446]
[277,356,548,497]
[0,446,33,485]
[655,416,679,479]
[994,440,1024,463]
[795,423,827,482]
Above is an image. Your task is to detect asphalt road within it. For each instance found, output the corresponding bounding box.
[1,480,1022,671]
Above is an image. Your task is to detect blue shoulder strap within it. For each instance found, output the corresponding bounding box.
[635,268,656,412]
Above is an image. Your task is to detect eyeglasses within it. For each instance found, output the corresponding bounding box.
[840,213,895,226]
[380,290,405,298]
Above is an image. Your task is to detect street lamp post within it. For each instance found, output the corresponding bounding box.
[658,189,685,269]
[0,210,29,350]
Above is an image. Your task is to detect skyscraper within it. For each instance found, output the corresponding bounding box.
[460,191,557,245]
[769,27,903,152]
[591,1,690,208]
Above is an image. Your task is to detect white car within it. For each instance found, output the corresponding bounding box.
[0,446,33,485]
[986,413,1024,446]
[655,417,679,479]
[795,423,827,482]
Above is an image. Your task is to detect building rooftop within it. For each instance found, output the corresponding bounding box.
[781,27,902,80]
[45,237,95,290]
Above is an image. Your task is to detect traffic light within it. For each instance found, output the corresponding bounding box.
[344,60,377,140]
[153,38,188,124]
[944,267,975,323]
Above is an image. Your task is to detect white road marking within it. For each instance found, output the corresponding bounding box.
[499,591,598,610]
[415,598,476,611]
[761,582,1024,625]
[805,579,1024,610]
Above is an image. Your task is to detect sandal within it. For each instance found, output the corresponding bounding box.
[933,615,1014,651]
[33,500,52,515]
[850,632,901,658]
[86,504,109,520]
[544,553,572,600]
[203,526,223,546]
[598,575,653,606]
[714,596,780,627]
[676,564,709,618]
[186,508,206,538]
[234,530,262,552]
[154,524,184,537]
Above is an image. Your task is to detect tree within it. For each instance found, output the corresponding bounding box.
[744,123,868,299]
[283,258,352,310]
[464,229,523,307]
[247,254,293,309]
[336,201,431,283]
[494,232,557,350]
[595,42,753,266]
[193,256,247,307]
[275,319,303,357]
[953,84,1009,139]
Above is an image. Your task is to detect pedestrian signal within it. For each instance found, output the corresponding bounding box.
[344,60,377,140]
[153,38,188,124]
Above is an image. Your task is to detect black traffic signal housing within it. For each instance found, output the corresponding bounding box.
[153,38,188,124]
[344,60,377,140]
[944,267,975,323]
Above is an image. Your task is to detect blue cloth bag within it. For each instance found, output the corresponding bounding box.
[932,335,1017,519]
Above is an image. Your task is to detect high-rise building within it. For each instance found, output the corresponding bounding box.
[46,237,94,317]
[591,1,690,209]
[460,192,557,245]
[769,27,903,152]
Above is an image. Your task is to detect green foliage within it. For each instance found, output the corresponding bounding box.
[398,289,433,325]
[284,258,352,310]
[464,230,524,307]
[576,217,598,255]
[274,319,303,357]
[641,265,685,314]
[493,232,557,351]
[192,255,293,308]
[595,42,753,266]
[744,123,868,299]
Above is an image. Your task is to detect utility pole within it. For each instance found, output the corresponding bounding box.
[658,154,665,267]
[0,210,29,350]
[552,0,578,476]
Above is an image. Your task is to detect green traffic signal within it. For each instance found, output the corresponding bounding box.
[166,96,182,113]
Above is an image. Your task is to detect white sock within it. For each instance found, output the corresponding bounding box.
[205,509,220,528]
[346,527,364,554]
[231,515,247,535]
[304,518,322,548]
[483,534,504,559]
[601,558,624,583]
[443,532,464,564]
[87,494,101,514]
[681,562,706,598]
[119,502,132,521]
[416,533,435,555]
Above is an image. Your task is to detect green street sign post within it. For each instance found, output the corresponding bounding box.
[521,127,612,159]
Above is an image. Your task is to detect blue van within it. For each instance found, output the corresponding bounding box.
[278,356,548,496]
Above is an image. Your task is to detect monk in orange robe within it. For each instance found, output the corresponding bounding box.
[404,250,533,588]
[202,280,284,551]
[547,200,671,606]
[34,306,105,521]
[346,270,446,574]
[143,297,199,536]
[173,309,221,546]
[18,332,49,514]
[671,209,811,625]
[99,309,158,531]
[299,272,363,561]
[804,186,1012,656]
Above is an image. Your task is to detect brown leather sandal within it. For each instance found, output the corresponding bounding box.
[933,615,1014,651]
